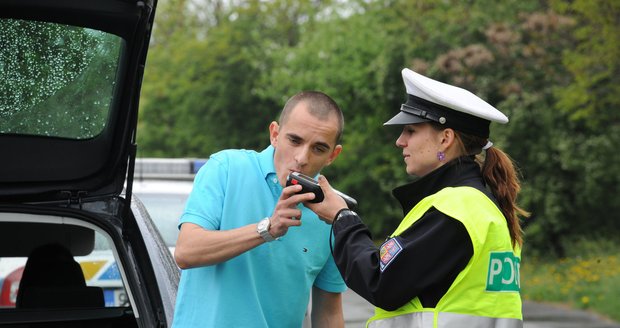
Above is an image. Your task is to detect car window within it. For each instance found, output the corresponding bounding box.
[0,220,129,309]
[0,18,123,139]
[79,233,129,307]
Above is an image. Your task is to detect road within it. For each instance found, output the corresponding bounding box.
[342,289,620,328]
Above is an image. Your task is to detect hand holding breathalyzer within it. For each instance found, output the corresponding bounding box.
[286,172,357,224]
[286,172,357,209]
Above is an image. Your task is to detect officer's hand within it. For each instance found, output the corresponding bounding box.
[305,175,348,224]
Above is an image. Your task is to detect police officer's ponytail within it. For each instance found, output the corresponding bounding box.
[481,146,528,248]
[454,131,529,249]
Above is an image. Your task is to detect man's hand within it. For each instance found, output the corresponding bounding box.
[268,184,316,238]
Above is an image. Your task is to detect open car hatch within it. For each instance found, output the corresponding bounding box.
[0,0,156,205]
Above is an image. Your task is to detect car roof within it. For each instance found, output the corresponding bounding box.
[0,0,157,203]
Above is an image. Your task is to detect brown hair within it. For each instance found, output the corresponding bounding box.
[454,131,529,248]
[279,91,344,144]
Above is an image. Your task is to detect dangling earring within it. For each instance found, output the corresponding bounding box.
[437,151,446,162]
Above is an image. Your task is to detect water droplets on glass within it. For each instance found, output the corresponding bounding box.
[0,18,124,139]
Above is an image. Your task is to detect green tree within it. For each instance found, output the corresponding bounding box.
[416,3,620,257]
[137,0,620,256]
[139,0,333,157]
[415,7,581,256]
[553,0,620,127]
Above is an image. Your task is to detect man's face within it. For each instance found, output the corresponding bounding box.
[270,102,342,187]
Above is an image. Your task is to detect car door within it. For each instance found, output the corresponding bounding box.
[0,1,177,327]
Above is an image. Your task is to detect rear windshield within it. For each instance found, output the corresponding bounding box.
[0,18,123,139]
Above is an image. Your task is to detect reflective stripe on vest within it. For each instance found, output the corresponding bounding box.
[367,186,522,328]
[368,312,522,328]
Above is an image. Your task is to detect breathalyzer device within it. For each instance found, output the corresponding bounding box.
[286,172,358,210]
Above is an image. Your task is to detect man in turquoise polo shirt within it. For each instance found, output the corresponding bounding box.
[172,91,347,327]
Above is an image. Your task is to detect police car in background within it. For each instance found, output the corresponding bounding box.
[132,158,205,252]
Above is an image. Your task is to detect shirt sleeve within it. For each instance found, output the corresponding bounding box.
[332,208,473,310]
[179,154,228,230]
[313,250,347,293]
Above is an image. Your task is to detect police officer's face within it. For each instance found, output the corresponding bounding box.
[396,123,444,177]
[269,103,342,187]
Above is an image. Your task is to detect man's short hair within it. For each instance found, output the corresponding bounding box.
[279,91,344,145]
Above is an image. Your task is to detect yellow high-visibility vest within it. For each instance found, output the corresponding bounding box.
[367,186,522,328]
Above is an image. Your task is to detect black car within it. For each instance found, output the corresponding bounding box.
[0,0,179,327]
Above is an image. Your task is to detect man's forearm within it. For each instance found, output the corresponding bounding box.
[174,222,264,268]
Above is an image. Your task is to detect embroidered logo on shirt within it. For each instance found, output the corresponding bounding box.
[380,238,403,272]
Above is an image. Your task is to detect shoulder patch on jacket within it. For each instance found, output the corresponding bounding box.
[380,237,403,272]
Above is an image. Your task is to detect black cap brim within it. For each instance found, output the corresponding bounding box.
[383,111,431,126]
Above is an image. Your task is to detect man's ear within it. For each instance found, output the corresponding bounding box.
[325,145,343,166]
[269,121,279,147]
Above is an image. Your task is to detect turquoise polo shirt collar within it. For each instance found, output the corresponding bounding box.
[259,146,282,196]
[258,145,277,179]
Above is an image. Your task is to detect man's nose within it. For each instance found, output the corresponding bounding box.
[295,147,310,166]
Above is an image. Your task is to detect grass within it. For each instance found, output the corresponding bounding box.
[521,239,620,323]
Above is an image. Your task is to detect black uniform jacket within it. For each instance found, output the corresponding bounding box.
[332,156,500,311]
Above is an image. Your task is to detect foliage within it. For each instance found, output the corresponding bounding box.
[553,0,620,128]
[138,0,620,256]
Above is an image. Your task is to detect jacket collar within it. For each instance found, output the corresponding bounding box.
[392,156,489,215]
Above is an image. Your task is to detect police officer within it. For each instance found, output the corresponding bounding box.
[306,68,528,328]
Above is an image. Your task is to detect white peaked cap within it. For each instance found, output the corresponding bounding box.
[384,68,508,138]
